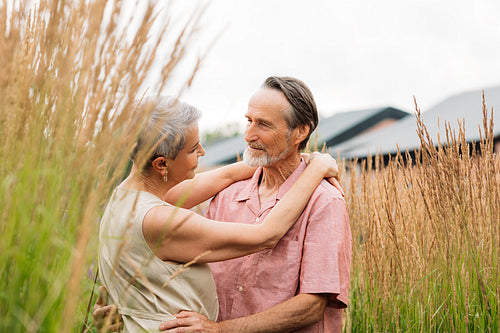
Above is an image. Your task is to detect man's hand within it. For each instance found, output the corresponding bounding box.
[159,311,220,332]
[302,152,344,196]
[92,285,123,332]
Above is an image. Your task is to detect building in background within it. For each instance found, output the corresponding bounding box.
[200,106,409,167]
[332,86,500,163]
[314,107,409,150]
[200,86,500,168]
[200,135,247,168]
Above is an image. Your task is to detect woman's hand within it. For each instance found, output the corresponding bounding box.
[302,152,344,196]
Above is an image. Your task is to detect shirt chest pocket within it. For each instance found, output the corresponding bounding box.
[253,239,301,298]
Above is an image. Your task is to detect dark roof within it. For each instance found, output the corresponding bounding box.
[334,85,500,159]
[200,106,410,167]
[200,135,246,167]
[315,106,409,147]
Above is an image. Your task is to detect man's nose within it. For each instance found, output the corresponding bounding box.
[244,123,258,142]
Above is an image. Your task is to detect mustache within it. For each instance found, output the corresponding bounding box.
[247,142,267,150]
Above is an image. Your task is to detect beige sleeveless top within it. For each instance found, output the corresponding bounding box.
[98,188,218,332]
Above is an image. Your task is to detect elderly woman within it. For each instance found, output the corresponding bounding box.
[98,98,338,332]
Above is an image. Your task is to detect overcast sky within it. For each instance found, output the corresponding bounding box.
[166,0,500,133]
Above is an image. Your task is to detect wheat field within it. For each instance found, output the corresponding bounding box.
[342,103,499,332]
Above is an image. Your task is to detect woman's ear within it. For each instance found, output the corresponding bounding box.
[151,156,169,175]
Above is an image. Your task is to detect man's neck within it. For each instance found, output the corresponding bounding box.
[258,153,301,205]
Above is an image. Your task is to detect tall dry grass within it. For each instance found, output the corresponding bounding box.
[0,0,202,331]
[343,98,499,332]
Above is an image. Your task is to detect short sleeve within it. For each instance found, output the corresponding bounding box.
[206,193,219,220]
[299,194,351,308]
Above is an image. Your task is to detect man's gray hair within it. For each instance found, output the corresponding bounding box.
[262,76,318,151]
[131,97,201,171]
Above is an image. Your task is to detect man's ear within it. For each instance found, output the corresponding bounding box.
[293,124,310,145]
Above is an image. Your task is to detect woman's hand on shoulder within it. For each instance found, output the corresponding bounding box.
[302,152,344,196]
[302,152,338,178]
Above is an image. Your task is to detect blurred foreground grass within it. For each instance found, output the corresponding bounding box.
[0,0,200,331]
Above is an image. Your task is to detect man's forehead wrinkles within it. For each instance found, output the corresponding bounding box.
[246,112,271,122]
[246,108,286,123]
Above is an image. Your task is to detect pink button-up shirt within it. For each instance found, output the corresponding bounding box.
[208,161,352,333]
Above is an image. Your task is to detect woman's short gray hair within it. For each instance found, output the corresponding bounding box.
[131,97,201,171]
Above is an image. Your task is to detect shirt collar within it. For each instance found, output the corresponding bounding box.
[276,160,307,200]
[234,160,307,202]
[235,166,263,202]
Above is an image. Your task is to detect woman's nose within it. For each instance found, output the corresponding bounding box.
[199,144,206,157]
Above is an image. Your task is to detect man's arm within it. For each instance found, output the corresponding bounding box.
[159,293,329,333]
[92,286,123,332]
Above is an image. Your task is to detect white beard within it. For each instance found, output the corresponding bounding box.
[243,144,291,167]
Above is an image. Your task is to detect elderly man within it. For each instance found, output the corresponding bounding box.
[94,76,351,332]
[160,76,352,332]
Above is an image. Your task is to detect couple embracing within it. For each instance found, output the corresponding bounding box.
[95,76,351,332]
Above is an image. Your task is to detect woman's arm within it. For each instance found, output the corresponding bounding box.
[143,153,337,263]
[164,162,256,208]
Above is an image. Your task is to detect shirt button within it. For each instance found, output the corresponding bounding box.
[255,217,259,222]
[238,286,243,292]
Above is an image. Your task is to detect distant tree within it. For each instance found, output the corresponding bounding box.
[202,121,243,147]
